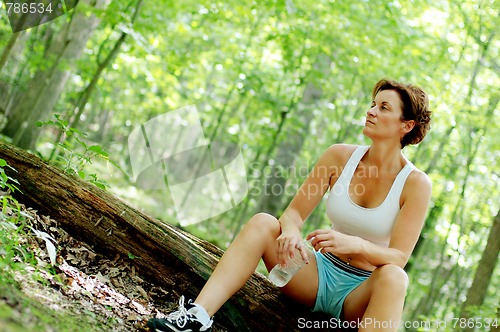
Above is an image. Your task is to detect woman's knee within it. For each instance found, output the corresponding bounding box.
[245,212,280,236]
[371,264,409,293]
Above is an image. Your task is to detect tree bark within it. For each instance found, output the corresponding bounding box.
[0,140,331,331]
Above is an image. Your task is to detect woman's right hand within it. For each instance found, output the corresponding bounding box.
[276,229,309,266]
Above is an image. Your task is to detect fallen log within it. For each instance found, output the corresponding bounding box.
[0,140,331,331]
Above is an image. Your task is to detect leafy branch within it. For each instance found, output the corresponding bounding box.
[36,114,125,190]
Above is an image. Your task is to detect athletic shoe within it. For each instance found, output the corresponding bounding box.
[147,296,213,332]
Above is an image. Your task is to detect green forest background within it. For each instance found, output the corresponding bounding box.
[0,0,499,330]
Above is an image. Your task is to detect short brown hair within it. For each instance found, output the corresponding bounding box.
[372,79,431,148]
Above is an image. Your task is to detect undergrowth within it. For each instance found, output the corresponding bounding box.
[36,114,125,190]
[0,158,113,331]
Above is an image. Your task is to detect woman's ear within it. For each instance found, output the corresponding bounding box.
[401,120,415,134]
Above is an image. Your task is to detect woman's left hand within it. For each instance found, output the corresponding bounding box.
[306,229,362,255]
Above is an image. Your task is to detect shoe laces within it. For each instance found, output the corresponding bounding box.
[167,296,192,328]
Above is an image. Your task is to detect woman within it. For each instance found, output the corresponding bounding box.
[148,79,432,332]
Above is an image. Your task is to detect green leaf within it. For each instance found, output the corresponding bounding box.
[88,145,108,157]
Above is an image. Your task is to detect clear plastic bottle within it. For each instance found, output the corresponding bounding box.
[268,240,313,287]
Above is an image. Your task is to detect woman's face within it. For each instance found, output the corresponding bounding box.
[363,89,410,143]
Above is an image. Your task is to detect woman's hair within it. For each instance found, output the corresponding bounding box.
[372,79,432,148]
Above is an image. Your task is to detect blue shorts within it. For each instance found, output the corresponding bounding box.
[312,251,372,318]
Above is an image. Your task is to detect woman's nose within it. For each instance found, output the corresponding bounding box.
[367,106,377,116]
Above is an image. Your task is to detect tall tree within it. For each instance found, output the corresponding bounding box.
[49,0,143,160]
[2,0,109,149]
[459,209,500,331]
[257,53,329,214]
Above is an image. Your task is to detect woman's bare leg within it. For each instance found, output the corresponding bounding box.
[342,264,409,332]
[194,212,318,316]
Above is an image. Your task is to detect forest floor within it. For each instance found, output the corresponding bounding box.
[0,198,178,331]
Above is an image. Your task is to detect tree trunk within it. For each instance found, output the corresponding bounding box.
[50,0,142,159]
[0,140,332,331]
[257,53,330,215]
[2,0,109,150]
[459,209,500,332]
[0,31,21,71]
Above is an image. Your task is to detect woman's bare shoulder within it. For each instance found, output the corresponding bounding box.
[323,143,359,165]
[405,167,432,194]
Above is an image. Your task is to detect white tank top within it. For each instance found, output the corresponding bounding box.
[326,145,414,247]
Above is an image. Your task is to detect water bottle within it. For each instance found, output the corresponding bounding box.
[268,240,313,287]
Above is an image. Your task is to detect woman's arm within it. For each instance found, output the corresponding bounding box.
[307,169,432,269]
[276,144,348,264]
